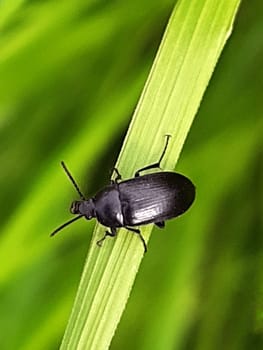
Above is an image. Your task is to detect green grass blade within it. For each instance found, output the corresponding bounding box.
[60,0,241,349]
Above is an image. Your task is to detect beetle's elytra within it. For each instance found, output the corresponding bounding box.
[51,135,195,252]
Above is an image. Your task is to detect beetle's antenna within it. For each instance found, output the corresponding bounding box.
[61,161,85,200]
[50,215,83,237]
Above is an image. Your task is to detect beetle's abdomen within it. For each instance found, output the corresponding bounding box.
[94,186,124,227]
[119,172,195,226]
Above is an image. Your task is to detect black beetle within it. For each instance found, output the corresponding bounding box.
[51,135,195,252]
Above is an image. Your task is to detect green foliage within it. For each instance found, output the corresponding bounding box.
[0,0,262,349]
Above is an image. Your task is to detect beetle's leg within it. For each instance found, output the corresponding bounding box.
[135,134,171,177]
[111,167,122,184]
[155,221,165,228]
[135,162,160,177]
[96,227,117,247]
[125,227,147,253]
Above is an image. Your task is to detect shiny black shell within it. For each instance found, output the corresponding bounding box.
[119,172,195,226]
[93,172,195,228]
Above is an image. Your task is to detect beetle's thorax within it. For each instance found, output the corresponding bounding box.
[93,186,124,227]
[70,199,95,219]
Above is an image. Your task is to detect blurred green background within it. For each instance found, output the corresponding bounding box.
[0,0,262,349]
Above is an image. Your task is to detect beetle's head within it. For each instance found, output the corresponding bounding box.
[51,162,95,237]
[70,200,81,214]
[70,199,95,220]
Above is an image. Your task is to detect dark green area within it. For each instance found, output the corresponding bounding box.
[0,0,262,349]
